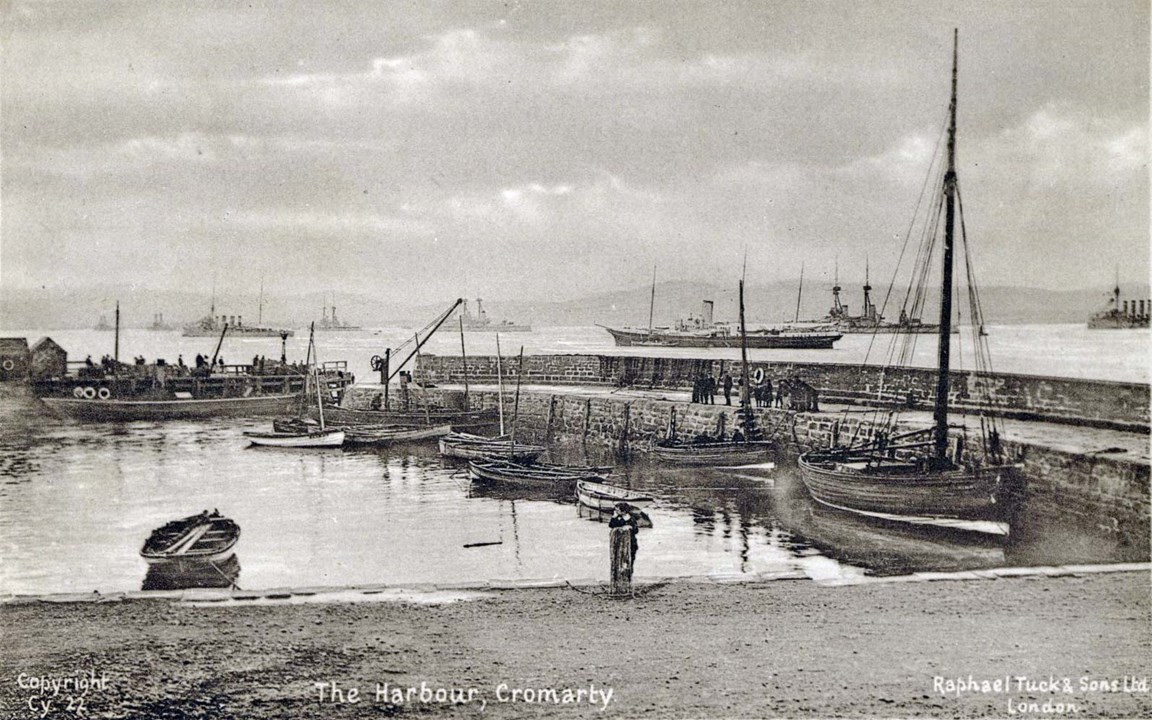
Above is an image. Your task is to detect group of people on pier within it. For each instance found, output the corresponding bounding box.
[690,370,819,412]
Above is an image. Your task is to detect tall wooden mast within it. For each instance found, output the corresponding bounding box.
[647,264,657,335]
[932,29,959,465]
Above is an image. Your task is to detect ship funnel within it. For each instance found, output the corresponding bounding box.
[701,300,714,326]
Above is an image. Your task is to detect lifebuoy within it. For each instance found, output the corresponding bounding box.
[753,367,765,384]
[82,386,97,399]
[73,386,85,398]
[97,387,111,400]
[1,359,14,371]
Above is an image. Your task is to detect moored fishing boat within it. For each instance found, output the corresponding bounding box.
[576,479,655,512]
[797,31,1016,531]
[245,427,346,448]
[33,313,351,420]
[272,417,451,444]
[652,273,781,466]
[651,439,777,466]
[468,459,606,489]
[42,392,302,420]
[248,330,349,447]
[438,432,546,461]
[140,510,240,565]
[344,423,451,445]
[318,405,498,431]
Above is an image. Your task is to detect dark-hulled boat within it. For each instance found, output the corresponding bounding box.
[652,439,777,466]
[140,511,240,565]
[315,405,498,432]
[797,31,1015,529]
[468,459,607,489]
[438,432,546,462]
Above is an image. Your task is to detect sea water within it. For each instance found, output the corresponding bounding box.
[0,324,1145,596]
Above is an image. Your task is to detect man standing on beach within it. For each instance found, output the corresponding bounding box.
[722,372,733,406]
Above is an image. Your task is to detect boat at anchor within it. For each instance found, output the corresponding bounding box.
[797,31,1017,529]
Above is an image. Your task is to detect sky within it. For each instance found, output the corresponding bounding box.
[2,0,1148,306]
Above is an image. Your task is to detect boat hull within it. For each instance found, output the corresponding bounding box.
[42,393,299,420]
[468,460,602,489]
[438,434,546,461]
[576,480,655,512]
[604,327,840,349]
[345,424,451,445]
[651,441,777,465]
[461,323,532,332]
[246,429,346,447]
[797,453,1009,521]
[320,406,498,431]
[1088,312,1149,329]
[140,515,241,565]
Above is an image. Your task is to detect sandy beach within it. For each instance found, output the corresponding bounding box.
[2,571,1149,719]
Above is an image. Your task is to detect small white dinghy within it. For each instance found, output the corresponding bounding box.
[244,428,346,448]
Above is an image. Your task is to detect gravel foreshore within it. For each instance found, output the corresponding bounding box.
[2,572,1149,719]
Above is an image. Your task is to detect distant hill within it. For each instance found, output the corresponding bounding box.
[1,281,1146,330]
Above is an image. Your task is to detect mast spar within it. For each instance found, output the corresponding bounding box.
[647,263,657,334]
[932,28,959,466]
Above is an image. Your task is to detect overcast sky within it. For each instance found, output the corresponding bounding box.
[2,0,1147,305]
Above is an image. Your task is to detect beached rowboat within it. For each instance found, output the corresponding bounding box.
[140,511,240,565]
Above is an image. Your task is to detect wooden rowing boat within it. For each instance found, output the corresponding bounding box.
[245,428,346,447]
[576,479,655,512]
[140,511,240,565]
[468,459,607,489]
[438,432,546,461]
[318,406,498,431]
[651,440,777,466]
[271,417,450,445]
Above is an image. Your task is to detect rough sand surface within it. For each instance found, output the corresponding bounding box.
[2,572,1149,719]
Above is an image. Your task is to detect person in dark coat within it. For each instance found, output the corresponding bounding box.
[691,374,702,404]
[608,503,640,576]
[762,378,773,408]
[722,372,733,406]
[703,373,716,404]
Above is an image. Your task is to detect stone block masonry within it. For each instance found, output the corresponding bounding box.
[416,354,1150,432]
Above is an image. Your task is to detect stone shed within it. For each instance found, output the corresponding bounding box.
[30,337,68,381]
[0,337,31,381]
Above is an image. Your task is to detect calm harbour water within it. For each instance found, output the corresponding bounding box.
[0,323,1145,596]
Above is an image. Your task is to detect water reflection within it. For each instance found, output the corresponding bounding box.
[0,404,1138,596]
[142,555,241,591]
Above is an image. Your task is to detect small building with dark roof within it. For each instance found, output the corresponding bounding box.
[30,337,68,381]
[0,337,31,381]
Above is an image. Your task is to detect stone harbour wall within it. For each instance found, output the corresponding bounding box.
[415,353,1150,432]
[343,383,1150,557]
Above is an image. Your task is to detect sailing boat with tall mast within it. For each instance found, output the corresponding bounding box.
[798,31,1014,528]
[653,274,777,465]
[246,324,345,447]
